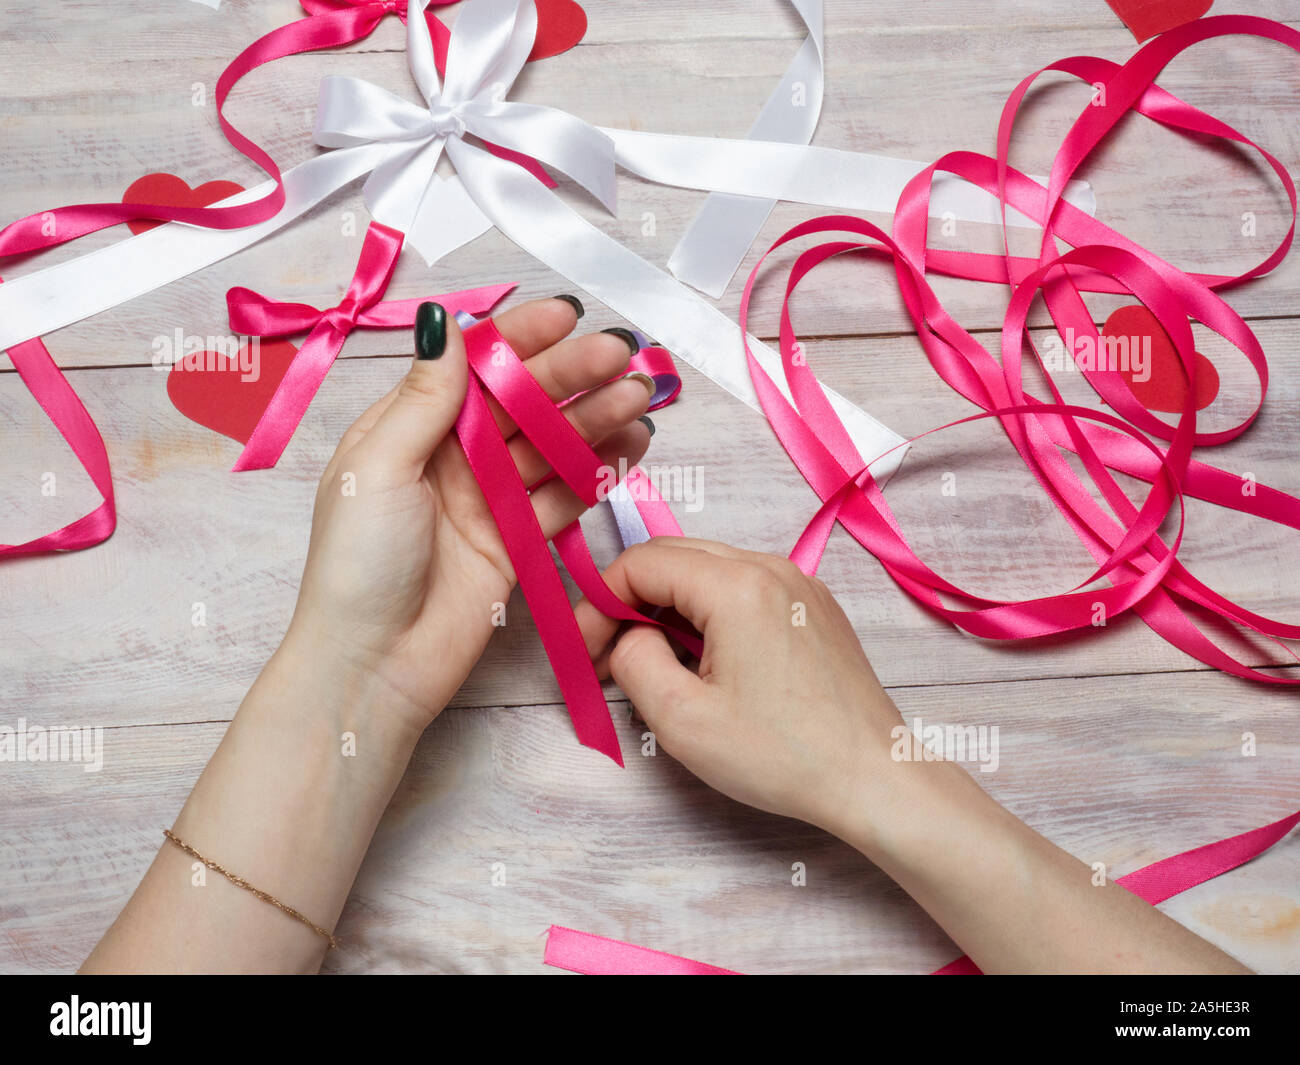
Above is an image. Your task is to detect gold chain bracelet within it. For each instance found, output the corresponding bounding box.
[163,828,339,951]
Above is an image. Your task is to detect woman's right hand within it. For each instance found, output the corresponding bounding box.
[576,537,1254,975]
[574,537,965,844]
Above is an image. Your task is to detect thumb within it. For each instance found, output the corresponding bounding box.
[356,301,468,475]
[608,625,706,733]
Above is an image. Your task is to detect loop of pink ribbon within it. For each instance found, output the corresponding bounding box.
[455,318,696,763]
[0,307,116,557]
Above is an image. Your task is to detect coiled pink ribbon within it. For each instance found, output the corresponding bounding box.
[543,807,1300,974]
[734,14,1300,684]
[225,221,513,470]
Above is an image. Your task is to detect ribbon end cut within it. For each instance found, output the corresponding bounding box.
[230,449,272,474]
[542,925,741,975]
[598,180,618,218]
[594,737,625,768]
[578,719,624,766]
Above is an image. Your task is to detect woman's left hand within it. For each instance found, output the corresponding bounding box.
[286,295,655,738]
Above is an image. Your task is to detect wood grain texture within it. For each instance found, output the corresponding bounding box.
[2,0,1299,974]
[1,670,1296,975]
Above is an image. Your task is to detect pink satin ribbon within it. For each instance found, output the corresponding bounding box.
[731,14,1300,685]
[543,808,1300,974]
[2,3,1294,970]
[576,342,682,413]
[545,925,740,975]
[0,0,333,555]
[455,319,699,762]
[226,221,513,470]
[0,0,551,261]
[0,297,115,557]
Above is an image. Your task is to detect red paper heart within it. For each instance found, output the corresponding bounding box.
[166,338,299,444]
[122,173,245,236]
[1101,305,1220,414]
[1104,0,1212,43]
[530,0,587,60]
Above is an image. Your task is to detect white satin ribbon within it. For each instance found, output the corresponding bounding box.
[0,145,391,356]
[605,128,1096,227]
[442,116,906,471]
[0,0,1095,353]
[348,0,906,470]
[607,478,651,548]
[668,0,825,298]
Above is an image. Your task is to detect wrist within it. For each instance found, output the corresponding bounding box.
[160,625,424,965]
[258,621,427,771]
[818,731,999,866]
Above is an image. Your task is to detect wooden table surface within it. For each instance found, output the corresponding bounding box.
[2,0,1299,974]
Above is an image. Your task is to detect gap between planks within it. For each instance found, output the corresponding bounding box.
[11,308,1300,376]
[86,661,1300,733]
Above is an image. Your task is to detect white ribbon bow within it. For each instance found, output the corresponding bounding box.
[314,0,616,263]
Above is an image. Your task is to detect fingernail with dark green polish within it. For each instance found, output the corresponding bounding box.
[601,327,640,354]
[553,293,584,319]
[638,415,656,437]
[415,301,447,360]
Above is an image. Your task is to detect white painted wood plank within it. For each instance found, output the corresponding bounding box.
[23,0,1298,67]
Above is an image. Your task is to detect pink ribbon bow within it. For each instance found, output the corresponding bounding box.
[225,221,513,471]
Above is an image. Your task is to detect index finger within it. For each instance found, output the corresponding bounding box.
[594,538,753,636]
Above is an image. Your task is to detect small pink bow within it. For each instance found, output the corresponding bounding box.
[226,221,513,471]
